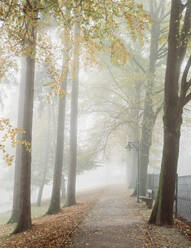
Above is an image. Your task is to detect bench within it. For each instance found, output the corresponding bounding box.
[139,189,153,209]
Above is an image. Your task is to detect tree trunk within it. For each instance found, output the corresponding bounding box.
[139,14,160,196]
[129,150,138,197]
[128,151,137,189]
[13,2,37,232]
[149,118,181,225]
[127,81,141,190]
[47,30,69,214]
[139,106,155,196]
[65,20,80,207]
[36,106,51,207]
[47,93,67,214]
[36,182,44,207]
[149,0,191,225]
[13,55,35,233]
[8,59,26,224]
[61,174,66,200]
[36,150,48,207]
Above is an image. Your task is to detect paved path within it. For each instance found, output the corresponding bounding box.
[69,185,147,248]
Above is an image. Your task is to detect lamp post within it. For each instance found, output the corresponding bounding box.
[125,141,140,203]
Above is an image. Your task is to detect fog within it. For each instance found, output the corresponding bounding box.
[1,53,191,217]
[0,140,127,214]
[0,78,127,214]
[0,1,191,235]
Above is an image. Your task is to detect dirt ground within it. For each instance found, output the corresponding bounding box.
[0,188,102,248]
[65,185,191,248]
[139,203,191,248]
[65,186,148,248]
[0,185,191,248]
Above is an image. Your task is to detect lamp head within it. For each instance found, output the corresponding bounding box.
[125,141,139,151]
[125,142,133,151]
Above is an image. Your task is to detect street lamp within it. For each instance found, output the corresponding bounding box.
[125,141,140,203]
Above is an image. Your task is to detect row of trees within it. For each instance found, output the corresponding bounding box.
[0,0,152,233]
[79,0,191,226]
[81,0,167,196]
[150,0,191,225]
[1,0,190,232]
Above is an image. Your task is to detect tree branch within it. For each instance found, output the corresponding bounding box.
[157,48,168,59]
[184,92,191,106]
[159,10,170,23]
[92,86,129,105]
[156,0,166,20]
[180,55,191,103]
[157,43,166,53]
[102,60,130,101]
[132,56,146,73]
[182,55,191,87]
[179,1,191,62]
[154,102,163,121]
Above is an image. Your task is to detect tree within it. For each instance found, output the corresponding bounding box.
[65,17,80,207]
[13,58,35,233]
[127,80,141,190]
[8,59,26,223]
[2,0,153,224]
[46,0,152,207]
[139,0,168,196]
[79,56,145,186]
[149,0,191,225]
[36,104,51,207]
[47,28,70,214]
[13,1,38,234]
[7,0,58,230]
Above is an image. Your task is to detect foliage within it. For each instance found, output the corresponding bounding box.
[0,119,31,166]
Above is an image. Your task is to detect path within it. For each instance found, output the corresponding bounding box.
[68,185,148,248]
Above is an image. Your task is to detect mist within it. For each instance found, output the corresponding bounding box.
[0,0,191,246]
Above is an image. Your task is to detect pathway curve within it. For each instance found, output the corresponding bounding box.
[68,185,148,248]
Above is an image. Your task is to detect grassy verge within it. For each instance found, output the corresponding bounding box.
[0,188,103,248]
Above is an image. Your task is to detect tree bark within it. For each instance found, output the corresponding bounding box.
[149,118,182,225]
[139,102,155,196]
[46,91,67,214]
[65,19,80,207]
[36,105,51,207]
[13,55,35,233]
[61,173,66,200]
[128,82,141,190]
[128,151,137,189]
[13,1,37,233]
[149,0,191,225]
[139,11,161,196]
[47,30,69,214]
[7,59,26,224]
[36,181,44,207]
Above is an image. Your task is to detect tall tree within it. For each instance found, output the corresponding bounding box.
[13,58,35,233]
[47,29,70,214]
[13,1,37,233]
[149,0,191,225]
[139,0,168,196]
[65,17,80,207]
[53,0,152,206]
[36,104,51,207]
[127,81,141,190]
[7,59,26,224]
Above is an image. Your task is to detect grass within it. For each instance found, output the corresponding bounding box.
[0,199,66,225]
[0,189,103,248]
